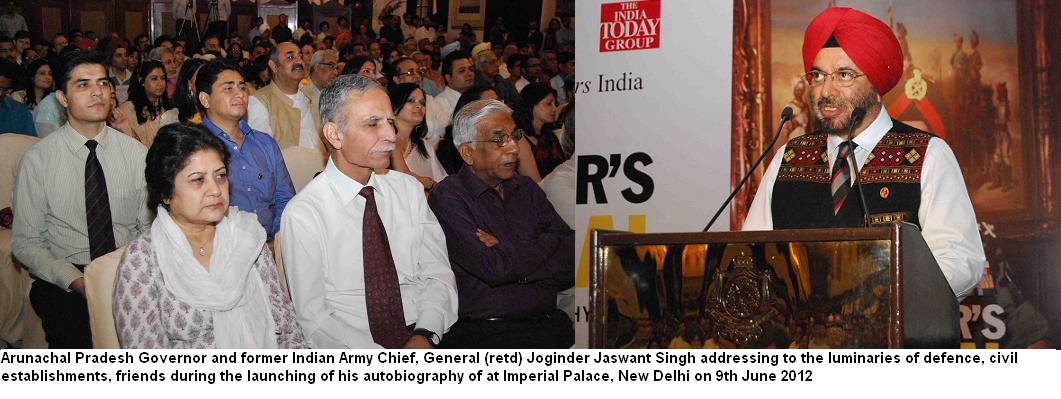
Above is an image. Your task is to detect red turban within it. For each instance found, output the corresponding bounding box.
[802,7,903,94]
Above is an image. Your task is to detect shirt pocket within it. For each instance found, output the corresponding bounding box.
[251,162,277,207]
[112,184,145,226]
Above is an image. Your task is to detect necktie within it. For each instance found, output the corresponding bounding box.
[359,186,408,349]
[85,140,116,260]
[831,141,854,215]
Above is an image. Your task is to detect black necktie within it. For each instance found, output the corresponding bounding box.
[85,140,116,260]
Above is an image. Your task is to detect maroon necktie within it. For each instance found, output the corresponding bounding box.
[359,186,408,348]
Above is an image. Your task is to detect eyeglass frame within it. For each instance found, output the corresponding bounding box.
[804,69,866,87]
[466,128,525,148]
[396,69,422,78]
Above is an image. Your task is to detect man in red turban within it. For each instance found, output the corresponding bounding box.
[743,7,985,303]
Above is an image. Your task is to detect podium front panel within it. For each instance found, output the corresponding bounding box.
[590,228,901,349]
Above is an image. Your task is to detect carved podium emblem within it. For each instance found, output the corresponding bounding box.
[706,253,778,346]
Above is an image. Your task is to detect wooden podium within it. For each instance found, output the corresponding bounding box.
[588,223,960,349]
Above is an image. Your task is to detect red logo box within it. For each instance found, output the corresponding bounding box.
[600,0,661,52]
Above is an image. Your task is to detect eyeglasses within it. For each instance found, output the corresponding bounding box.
[805,70,865,87]
[469,129,524,148]
[397,69,422,78]
[318,62,337,70]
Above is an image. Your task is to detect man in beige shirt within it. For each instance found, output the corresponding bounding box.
[12,51,150,348]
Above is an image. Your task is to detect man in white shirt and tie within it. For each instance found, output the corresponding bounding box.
[280,74,457,349]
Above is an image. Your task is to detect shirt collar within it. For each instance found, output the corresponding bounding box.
[323,157,382,205]
[60,122,111,155]
[442,86,461,100]
[202,116,256,144]
[828,107,893,153]
[457,163,521,198]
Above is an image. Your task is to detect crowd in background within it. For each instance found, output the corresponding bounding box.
[2,4,579,350]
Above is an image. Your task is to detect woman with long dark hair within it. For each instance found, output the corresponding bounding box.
[12,59,53,112]
[388,83,447,191]
[515,82,566,176]
[118,60,173,148]
[160,58,208,127]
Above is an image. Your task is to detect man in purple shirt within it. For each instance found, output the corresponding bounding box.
[196,59,294,241]
[428,99,574,348]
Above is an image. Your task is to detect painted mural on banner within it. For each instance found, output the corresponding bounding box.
[574,0,733,347]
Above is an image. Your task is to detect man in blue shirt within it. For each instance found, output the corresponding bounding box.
[195,59,294,241]
[0,58,36,136]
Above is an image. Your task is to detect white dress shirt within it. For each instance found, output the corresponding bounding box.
[743,108,985,298]
[541,157,575,228]
[550,74,567,104]
[414,27,437,43]
[247,92,320,150]
[515,77,530,93]
[12,124,151,291]
[280,159,458,348]
[428,86,461,140]
[423,93,449,141]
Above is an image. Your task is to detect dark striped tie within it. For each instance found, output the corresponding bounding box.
[84,140,116,260]
[831,141,854,215]
[359,186,408,349]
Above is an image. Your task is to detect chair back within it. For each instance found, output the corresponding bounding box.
[84,247,126,349]
[0,134,40,209]
[281,146,326,192]
[272,233,292,300]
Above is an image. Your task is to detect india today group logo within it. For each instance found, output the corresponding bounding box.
[599,0,661,52]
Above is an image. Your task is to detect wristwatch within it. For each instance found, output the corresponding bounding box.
[412,328,440,346]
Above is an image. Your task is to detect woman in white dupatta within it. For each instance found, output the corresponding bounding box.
[113,124,305,348]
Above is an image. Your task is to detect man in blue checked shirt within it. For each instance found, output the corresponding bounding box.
[195,59,295,242]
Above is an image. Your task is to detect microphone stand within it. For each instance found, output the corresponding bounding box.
[703,107,794,232]
[845,108,872,227]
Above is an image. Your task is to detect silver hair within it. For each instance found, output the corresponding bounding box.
[310,49,338,71]
[452,99,512,150]
[319,74,385,130]
[147,46,173,61]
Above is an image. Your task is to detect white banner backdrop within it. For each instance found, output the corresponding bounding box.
[573,0,734,347]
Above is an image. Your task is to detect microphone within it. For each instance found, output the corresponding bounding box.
[844,107,872,227]
[703,106,794,232]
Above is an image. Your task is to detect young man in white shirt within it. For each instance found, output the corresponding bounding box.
[427,50,475,139]
[12,51,151,348]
